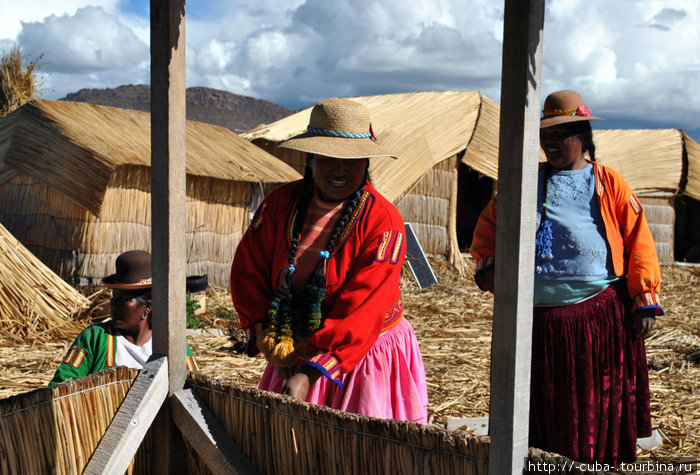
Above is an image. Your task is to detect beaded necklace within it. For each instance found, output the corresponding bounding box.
[257,177,364,368]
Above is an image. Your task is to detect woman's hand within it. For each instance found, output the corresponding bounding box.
[633,309,656,339]
[281,366,322,401]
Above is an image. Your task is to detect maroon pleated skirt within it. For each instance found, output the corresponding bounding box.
[529,282,651,467]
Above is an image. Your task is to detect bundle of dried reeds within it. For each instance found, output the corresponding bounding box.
[0,367,148,475]
[187,373,490,475]
[0,222,89,343]
[0,45,41,117]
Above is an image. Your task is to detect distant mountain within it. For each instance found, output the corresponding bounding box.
[60,84,294,133]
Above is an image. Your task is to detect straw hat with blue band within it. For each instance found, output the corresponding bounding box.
[279,97,397,159]
[540,89,605,128]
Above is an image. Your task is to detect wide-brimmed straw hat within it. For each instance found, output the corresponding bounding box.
[102,250,152,290]
[540,90,604,128]
[279,98,397,159]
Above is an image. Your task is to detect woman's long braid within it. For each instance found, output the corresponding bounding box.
[258,163,314,364]
[584,139,596,162]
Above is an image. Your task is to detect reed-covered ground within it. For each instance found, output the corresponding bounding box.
[1,260,697,461]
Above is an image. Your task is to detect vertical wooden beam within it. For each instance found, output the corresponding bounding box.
[488,1,544,474]
[151,0,187,473]
[150,0,186,396]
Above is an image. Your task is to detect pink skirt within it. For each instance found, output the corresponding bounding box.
[259,317,428,424]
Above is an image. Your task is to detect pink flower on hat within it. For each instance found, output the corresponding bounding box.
[575,105,592,117]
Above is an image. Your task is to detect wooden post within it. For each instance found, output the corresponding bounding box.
[151,0,187,472]
[488,1,544,474]
[150,0,187,398]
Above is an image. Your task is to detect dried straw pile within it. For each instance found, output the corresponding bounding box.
[642,265,700,458]
[0,45,41,117]
[0,221,89,343]
[188,373,490,475]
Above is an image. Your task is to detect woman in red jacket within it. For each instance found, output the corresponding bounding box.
[230,98,428,423]
[471,90,662,466]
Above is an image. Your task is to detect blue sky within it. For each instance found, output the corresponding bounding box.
[2,1,699,141]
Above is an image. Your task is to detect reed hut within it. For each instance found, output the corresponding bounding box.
[243,91,503,273]
[588,129,700,264]
[0,221,89,343]
[675,132,700,262]
[0,99,301,287]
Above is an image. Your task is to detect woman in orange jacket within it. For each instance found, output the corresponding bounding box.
[471,90,662,466]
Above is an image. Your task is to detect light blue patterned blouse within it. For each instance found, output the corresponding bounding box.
[534,163,619,306]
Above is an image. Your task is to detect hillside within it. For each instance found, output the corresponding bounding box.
[60,84,294,133]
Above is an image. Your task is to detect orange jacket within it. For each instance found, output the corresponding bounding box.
[471,161,663,315]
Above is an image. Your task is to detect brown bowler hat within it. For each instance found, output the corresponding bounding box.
[279,97,397,159]
[102,250,152,289]
[540,90,604,128]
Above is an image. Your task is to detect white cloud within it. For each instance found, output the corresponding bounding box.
[197,0,504,106]
[19,7,147,73]
[542,0,700,130]
[0,1,121,40]
[0,0,698,136]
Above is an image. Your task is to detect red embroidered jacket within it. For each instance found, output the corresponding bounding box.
[230,180,406,386]
[471,160,663,315]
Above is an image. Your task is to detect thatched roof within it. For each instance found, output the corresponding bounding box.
[244,91,500,203]
[592,129,684,195]
[461,127,697,197]
[0,221,89,342]
[244,92,700,201]
[0,99,301,215]
[684,132,700,201]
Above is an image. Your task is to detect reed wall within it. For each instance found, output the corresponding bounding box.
[396,157,459,262]
[639,194,676,264]
[0,368,151,475]
[1,368,604,475]
[0,166,251,287]
[187,374,490,475]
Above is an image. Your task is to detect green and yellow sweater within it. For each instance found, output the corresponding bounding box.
[50,322,199,386]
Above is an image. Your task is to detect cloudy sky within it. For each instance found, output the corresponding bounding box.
[2,0,699,140]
